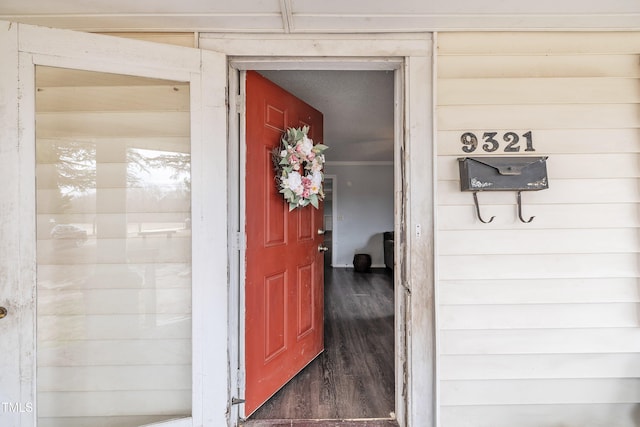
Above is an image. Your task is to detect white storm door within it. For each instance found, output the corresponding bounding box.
[0,22,227,427]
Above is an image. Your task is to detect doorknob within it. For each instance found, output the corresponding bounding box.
[0,307,7,319]
[318,244,329,252]
[317,229,325,235]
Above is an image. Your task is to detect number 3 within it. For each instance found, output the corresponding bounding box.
[482,132,499,152]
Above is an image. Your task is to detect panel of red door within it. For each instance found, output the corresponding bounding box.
[244,71,324,416]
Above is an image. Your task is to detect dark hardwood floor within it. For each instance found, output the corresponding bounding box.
[244,267,396,426]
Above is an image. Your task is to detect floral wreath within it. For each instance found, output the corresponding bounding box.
[272,126,328,210]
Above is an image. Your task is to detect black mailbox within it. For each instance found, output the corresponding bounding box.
[458,156,548,192]
[457,156,549,223]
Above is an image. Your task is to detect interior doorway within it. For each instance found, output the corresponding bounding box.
[237,69,397,423]
[322,175,336,267]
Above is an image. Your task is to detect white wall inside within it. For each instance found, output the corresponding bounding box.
[257,70,396,269]
[324,163,394,268]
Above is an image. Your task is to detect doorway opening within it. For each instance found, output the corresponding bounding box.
[228,63,405,426]
[321,175,336,268]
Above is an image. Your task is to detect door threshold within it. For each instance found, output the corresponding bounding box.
[241,418,399,427]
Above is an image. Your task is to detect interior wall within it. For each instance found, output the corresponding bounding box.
[436,31,640,427]
[324,163,394,268]
[256,69,395,270]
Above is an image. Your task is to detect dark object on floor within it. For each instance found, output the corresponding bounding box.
[383,231,394,270]
[353,253,372,272]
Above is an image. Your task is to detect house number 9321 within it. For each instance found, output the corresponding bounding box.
[460,131,535,153]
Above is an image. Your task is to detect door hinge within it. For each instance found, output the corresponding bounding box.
[231,232,243,251]
[235,93,244,111]
[231,397,245,405]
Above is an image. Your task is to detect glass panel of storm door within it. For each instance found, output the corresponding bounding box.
[35,66,192,427]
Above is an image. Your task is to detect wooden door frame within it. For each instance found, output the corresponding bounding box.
[322,174,338,268]
[203,33,435,427]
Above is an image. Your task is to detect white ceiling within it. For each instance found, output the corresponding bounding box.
[1,0,639,32]
[259,70,395,162]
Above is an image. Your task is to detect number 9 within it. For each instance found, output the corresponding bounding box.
[461,132,478,153]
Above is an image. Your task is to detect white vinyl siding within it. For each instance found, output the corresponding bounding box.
[436,31,640,427]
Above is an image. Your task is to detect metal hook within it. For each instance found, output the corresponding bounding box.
[472,192,495,224]
[517,191,535,223]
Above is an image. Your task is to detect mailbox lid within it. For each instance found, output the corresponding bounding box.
[458,156,548,192]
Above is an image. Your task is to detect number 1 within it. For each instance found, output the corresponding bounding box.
[523,131,535,152]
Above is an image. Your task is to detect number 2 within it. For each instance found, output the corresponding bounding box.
[503,132,520,152]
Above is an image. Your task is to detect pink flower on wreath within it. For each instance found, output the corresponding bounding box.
[272,126,329,210]
[302,176,312,189]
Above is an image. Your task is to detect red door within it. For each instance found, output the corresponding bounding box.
[244,71,325,416]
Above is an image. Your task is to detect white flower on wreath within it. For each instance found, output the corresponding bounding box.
[272,126,329,210]
[300,135,313,156]
[284,170,303,195]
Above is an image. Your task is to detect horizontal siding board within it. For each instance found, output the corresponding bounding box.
[38,339,190,366]
[36,212,190,225]
[101,32,196,48]
[439,253,638,280]
[37,415,178,427]
[38,314,191,341]
[38,365,190,391]
[438,229,639,255]
[37,188,190,213]
[36,137,190,158]
[440,303,640,330]
[440,378,640,405]
[36,164,190,189]
[437,129,640,155]
[37,390,190,417]
[37,237,191,264]
[438,104,640,130]
[438,154,640,180]
[37,264,190,289]
[35,111,190,138]
[438,154,640,181]
[438,204,640,230]
[438,32,640,55]
[440,354,640,380]
[438,54,640,79]
[438,77,640,105]
[35,85,189,112]
[438,178,640,205]
[441,328,640,355]
[439,278,640,304]
[36,67,182,88]
[440,403,640,427]
[38,288,191,315]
